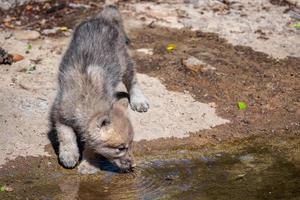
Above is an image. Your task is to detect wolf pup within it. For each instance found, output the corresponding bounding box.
[51,5,149,172]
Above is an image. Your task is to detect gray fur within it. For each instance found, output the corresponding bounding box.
[51,5,148,172]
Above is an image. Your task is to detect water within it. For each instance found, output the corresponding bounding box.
[1,136,300,200]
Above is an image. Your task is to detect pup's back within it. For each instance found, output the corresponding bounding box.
[55,9,125,128]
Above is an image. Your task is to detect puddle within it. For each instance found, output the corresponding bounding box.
[0,135,299,200]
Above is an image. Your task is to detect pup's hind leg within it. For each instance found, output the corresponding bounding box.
[123,57,149,112]
[56,121,79,168]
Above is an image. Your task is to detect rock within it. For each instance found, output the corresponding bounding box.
[15,30,40,40]
[239,154,255,166]
[208,102,217,108]
[15,21,21,26]
[68,3,90,9]
[42,27,72,36]
[165,174,179,181]
[0,0,34,10]
[210,1,229,12]
[42,28,59,35]
[146,10,172,19]
[182,56,216,73]
[12,54,24,62]
[136,48,154,55]
[0,47,13,65]
[0,185,13,192]
[286,0,300,9]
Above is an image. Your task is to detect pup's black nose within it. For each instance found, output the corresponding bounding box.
[119,158,134,173]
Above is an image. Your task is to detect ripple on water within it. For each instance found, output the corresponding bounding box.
[2,136,300,200]
[74,150,300,200]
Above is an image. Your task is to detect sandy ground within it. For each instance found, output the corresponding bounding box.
[0,0,299,168]
[0,29,229,166]
[126,0,300,59]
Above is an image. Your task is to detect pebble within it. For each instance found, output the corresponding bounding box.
[165,174,179,181]
[239,154,255,164]
[136,48,154,55]
[208,102,217,108]
[42,28,60,35]
[182,56,216,73]
[0,185,13,192]
[15,30,40,40]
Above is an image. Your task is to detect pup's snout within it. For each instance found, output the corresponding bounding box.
[120,158,134,172]
[114,157,134,173]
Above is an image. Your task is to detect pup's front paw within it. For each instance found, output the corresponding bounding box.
[130,94,149,112]
[59,148,79,169]
[78,160,100,175]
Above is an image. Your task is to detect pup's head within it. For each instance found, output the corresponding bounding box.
[87,97,134,172]
[99,4,130,45]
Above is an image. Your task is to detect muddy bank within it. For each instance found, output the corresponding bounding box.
[130,26,300,143]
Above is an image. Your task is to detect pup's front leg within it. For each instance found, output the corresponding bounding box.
[129,84,149,112]
[123,58,149,112]
[56,122,80,168]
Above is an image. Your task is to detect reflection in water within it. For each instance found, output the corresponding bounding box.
[1,136,300,200]
[57,176,80,200]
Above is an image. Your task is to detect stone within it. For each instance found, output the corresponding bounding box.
[15,30,40,40]
[286,0,300,9]
[12,54,24,62]
[182,56,216,73]
[210,1,229,12]
[239,154,255,165]
[208,102,217,108]
[136,48,154,55]
[42,28,59,35]
[0,0,34,10]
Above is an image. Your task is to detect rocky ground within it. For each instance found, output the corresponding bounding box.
[0,0,299,198]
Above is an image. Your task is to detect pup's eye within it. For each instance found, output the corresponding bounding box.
[101,119,109,126]
[125,36,131,45]
[97,118,110,128]
[117,145,127,152]
[118,147,127,151]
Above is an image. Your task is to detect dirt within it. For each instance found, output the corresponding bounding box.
[131,26,300,138]
[270,0,296,7]
[2,0,300,59]
[0,0,104,32]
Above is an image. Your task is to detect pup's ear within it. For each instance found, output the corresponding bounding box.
[113,92,129,112]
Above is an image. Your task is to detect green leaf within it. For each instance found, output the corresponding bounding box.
[290,22,300,29]
[27,65,36,74]
[237,101,247,110]
[27,43,32,50]
[0,186,5,192]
